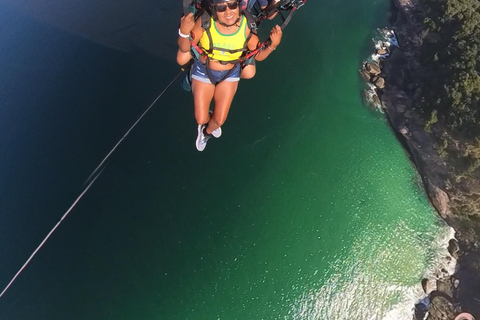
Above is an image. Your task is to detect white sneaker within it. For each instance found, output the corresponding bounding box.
[208,110,222,138]
[211,127,222,138]
[196,124,210,151]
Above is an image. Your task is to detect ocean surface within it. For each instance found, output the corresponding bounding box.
[0,1,451,319]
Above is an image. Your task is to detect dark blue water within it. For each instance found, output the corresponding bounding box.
[0,5,182,317]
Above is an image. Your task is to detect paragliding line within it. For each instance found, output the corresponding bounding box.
[0,70,183,300]
[84,70,183,186]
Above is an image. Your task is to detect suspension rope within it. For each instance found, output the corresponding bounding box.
[84,70,183,186]
[0,70,183,300]
[0,168,104,299]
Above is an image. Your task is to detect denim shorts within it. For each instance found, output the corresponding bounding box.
[191,60,240,84]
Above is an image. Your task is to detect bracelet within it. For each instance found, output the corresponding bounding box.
[267,45,276,51]
[178,28,190,38]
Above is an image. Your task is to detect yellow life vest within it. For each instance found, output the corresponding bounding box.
[199,16,248,62]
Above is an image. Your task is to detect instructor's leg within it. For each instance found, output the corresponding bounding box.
[207,81,238,134]
[241,65,256,79]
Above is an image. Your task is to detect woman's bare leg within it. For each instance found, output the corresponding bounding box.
[207,81,238,134]
[192,79,215,126]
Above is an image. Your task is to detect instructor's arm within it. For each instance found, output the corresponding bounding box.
[251,25,282,62]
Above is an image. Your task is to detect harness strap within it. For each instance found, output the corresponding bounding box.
[240,0,306,62]
[243,10,258,34]
[279,0,306,29]
[183,0,190,16]
[204,59,239,85]
[190,39,206,61]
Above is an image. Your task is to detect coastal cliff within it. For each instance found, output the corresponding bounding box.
[371,0,480,318]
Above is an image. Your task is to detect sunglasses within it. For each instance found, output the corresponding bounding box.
[213,1,240,12]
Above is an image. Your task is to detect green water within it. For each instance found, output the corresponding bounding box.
[0,0,450,319]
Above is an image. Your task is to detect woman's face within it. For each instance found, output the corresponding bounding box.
[214,0,240,25]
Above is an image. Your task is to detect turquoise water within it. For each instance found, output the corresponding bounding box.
[0,0,449,319]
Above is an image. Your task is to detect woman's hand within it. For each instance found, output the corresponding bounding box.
[180,13,196,35]
[177,12,195,66]
[270,25,283,48]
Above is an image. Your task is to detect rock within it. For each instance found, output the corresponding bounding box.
[429,184,451,219]
[372,76,385,89]
[428,294,457,320]
[399,126,409,136]
[377,48,388,55]
[360,69,372,81]
[371,94,381,107]
[437,279,454,298]
[448,239,461,259]
[364,61,382,75]
[422,278,436,294]
[453,278,460,288]
[425,32,441,43]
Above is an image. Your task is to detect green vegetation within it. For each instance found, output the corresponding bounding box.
[424,109,438,133]
[418,0,480,177]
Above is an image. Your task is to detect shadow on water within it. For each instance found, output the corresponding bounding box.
[0,0,181,58]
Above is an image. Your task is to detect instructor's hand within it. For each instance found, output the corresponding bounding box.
[270,25,283,48]
[180,13,195,35]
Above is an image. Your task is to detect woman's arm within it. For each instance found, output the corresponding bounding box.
[177,14,204,66]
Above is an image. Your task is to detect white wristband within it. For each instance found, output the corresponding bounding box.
[178,29,190,38]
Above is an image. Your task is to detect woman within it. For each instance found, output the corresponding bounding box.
[177,0,282,151]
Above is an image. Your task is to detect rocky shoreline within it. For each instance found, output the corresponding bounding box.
[362,0,480,319]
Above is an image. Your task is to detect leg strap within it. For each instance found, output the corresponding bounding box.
[204,60,239,85]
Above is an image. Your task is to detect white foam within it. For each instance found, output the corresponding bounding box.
[289,222,455,320]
